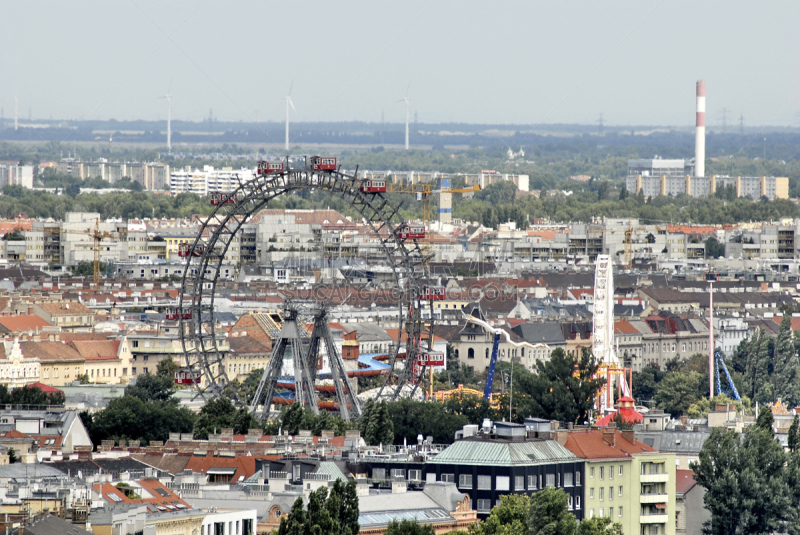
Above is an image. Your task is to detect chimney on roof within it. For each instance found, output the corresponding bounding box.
[602,429,616,447]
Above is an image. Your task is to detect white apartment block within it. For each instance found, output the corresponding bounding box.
[170,166,255,195]
[56,158,170,190]
[0,164,34,188]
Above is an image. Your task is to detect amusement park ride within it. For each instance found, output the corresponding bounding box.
[172,154,737,423]
[591,254,632,416]
[174,156,450,422]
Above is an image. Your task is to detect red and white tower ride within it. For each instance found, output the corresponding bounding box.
[592,255,631,414]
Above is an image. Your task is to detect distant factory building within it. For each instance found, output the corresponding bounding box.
[625,81,789,200]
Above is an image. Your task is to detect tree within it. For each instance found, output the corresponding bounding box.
[125,373,175,403]
[692,426,795,535]
[705,236,725,259]
[90,394,195,446]
[756,406,774,432]
[596,181,610,201]
[277,480,359,535]
[7,385,65,407]
[364,401,394,446]
[611,411,632,430]
[156,358,178,379]
[771,315,800,406]
[653,371,703,417]
[528,488,576,535]
[789,414,799,453]
[516,348,603,425]
[631,365,664,405]
[193,397,259,439]
[576,517,623,535]
[469,494,530,535]
[7,447,18,464]
[385,519,435,535]
[745,329,773,403]
[386,398,469,445]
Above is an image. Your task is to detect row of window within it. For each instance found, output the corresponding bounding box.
[459,472,579,490]
[644,341,707,354]
[589,486,623,500]
[589,465,623,479]
[476,495,582,514]
[587,506,623,520]
[374,470,580,490]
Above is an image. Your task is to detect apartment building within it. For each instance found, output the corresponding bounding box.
[564,428,676,535]
[0,164,34,188]
[626,161,788,201]
[55,159,169,190]
[169,166,255,195]
[632,314,709,369]
[423,423,584,519]
[0,339,40,388]
[126,329,230,384]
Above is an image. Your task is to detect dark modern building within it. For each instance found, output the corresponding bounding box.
[424,422,585,519]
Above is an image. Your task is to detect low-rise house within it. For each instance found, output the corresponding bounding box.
[358,482,478,534]
[20,341,84,387]
[66,339,129,384]
[675,469,709,535]
[0,409,92,455]
[32,302,95,331]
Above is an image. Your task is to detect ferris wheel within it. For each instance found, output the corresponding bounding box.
[176,158,438,421]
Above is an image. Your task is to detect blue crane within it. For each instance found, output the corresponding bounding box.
[483,330,502,399]
[714,350,741,401]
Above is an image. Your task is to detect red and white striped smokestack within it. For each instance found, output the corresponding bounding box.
[695,80,706,178]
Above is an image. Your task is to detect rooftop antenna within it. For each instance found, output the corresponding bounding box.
[398,83,411,150]
[159,79,174,153]
[285,81,295,153]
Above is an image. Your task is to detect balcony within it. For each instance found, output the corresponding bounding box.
[640,514,668,524]
[640,493,668,504]
[640,473,668,483]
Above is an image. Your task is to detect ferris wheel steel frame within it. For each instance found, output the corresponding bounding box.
[177,165,436,417]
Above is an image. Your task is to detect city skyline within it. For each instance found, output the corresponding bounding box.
[2,1,800,127]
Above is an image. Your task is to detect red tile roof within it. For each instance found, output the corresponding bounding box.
[26,382,63,394]
[563,428,656,459]
[184,455,258,482]
[676,469,697,494]
[0,315,52,333]
[614,320,640,335]
[93,480,188,509]
[67,340,121,361]
[0,429,32,439]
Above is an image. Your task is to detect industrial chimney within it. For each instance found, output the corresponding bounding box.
[695,80,705,178]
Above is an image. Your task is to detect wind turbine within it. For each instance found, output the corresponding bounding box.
[285,81,295,152]
[159,80,173,153]
[397,83,411,150]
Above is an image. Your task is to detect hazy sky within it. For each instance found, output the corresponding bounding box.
[2,1,799,127]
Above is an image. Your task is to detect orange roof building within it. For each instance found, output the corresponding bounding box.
[563,428,676,534]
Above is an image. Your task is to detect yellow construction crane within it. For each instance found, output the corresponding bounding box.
[60,219,120,289]
[587,220,646,269]
[387,183,481,230]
